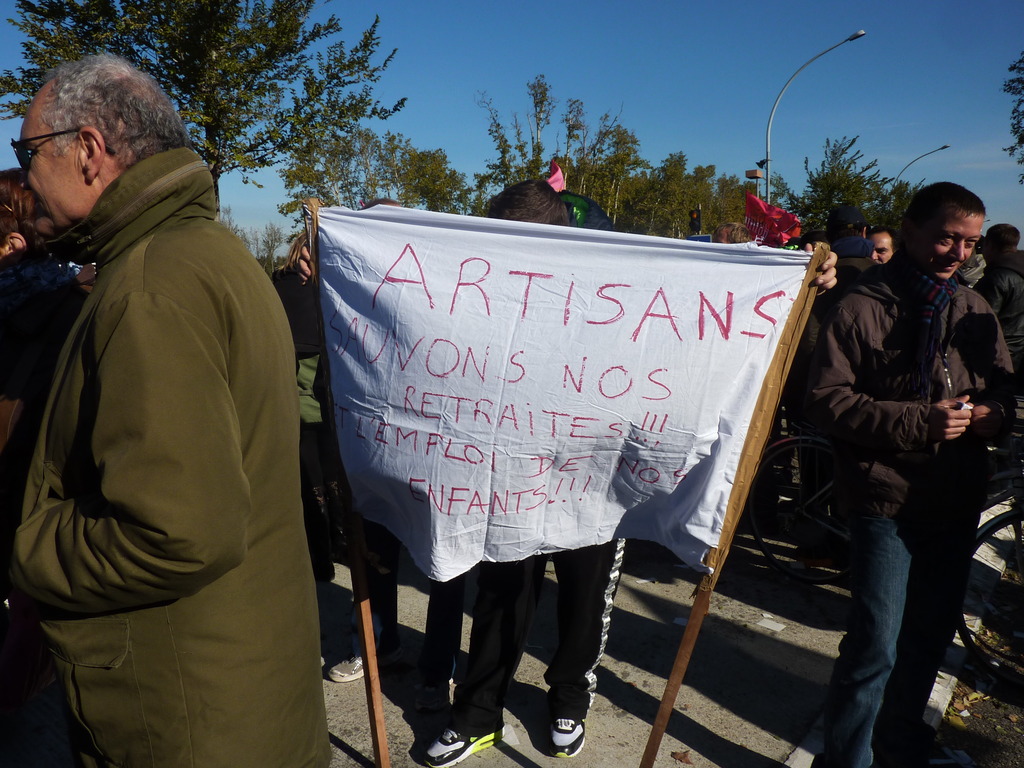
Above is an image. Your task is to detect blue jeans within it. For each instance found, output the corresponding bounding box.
[817,511,978,768]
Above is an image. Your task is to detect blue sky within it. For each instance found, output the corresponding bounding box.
[2,0,1023,236]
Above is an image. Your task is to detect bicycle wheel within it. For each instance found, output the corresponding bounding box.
[959,508,1024,690]
[747,437,849,583]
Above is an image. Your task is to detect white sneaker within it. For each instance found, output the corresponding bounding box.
[327,647,403,683]
[328,655,363,683]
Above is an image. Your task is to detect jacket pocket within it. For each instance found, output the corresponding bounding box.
[43,616,128,667]
[863,459,911,505]
[41,617,139,767]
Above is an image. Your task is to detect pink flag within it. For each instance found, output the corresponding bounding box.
[744,193,801,247]
[546,160,566,192]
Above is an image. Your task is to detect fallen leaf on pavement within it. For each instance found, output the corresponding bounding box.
[670,750,694,764]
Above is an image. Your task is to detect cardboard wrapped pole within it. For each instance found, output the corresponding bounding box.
[638,243,827,768]
[304,199,392,768]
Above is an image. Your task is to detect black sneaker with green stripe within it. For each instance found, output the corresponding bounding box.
[549,718,585,758]
[425,726,503,767]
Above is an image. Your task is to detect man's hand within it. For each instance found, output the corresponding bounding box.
[969,400,1005,439]
[813,250,838,291]
[927,397,973,441]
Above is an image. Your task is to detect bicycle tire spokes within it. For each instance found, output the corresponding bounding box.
[747,437,849,584]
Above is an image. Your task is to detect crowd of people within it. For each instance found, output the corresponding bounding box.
[0,52,1019,768]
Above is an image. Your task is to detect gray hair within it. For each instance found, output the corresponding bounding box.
[40,54,192,168]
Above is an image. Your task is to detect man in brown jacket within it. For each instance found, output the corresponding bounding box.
[10,55,330,767]
[806,182,1015,768]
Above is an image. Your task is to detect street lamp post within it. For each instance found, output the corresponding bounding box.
[894,144,951,182]
[764,29,866,205]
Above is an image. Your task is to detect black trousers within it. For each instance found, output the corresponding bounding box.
[356,520,467,682]
[451,539,624,735]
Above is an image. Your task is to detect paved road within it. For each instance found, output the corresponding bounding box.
[933,673,1024,768]
[3,531,1018,767]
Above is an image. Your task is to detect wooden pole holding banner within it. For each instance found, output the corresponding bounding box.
[303,199,392,768]
[344,510,392,768]
[638,243,829,768]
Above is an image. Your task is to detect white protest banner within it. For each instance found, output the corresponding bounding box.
[317,206,812,581]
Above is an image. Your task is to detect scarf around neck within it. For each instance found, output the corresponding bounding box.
[891,251,958,399]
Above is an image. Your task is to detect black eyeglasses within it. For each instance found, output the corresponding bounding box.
[11,128,81,171]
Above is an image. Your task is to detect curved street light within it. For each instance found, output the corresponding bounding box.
[894,144,951,182]
[765,29,866,204]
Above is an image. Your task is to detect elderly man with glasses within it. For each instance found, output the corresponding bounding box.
[8,54,330,768]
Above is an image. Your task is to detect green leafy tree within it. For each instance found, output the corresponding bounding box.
[557,99,620,195]
[280,126,382,213]
[785,136,895,231]
[374,133,470,213]
[715,174,750,225]
[1004,50,1024,184]
[473,75,556,196]
[587,125,648,227]
[644,152,694,238]
[280,129,470,215]
[0,0,404,201]
[877,179,919,227]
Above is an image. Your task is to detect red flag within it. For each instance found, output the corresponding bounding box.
[744,193,801,247]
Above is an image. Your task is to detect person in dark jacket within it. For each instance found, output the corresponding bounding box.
[783,207,873,424]
[273,231,347,581]
[806,183,1015,768]
[973,225,1024,384]
[819,204,875,316]
[0,169,93,691]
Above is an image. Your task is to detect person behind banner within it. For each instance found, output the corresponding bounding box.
[799,229,829,253]
[822,204,875,302]
[783,207,874,426]
[316,198,470,713]
[806,182,1015,768]
[273,231,348,581]
[425,180,626,767]
[9,54,330,766]
[712,221,752,244]
[426,182,840,767]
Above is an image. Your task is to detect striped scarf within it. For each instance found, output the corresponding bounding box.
[891,251,958,399]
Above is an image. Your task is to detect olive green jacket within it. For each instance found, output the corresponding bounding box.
[10,149,330,767]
